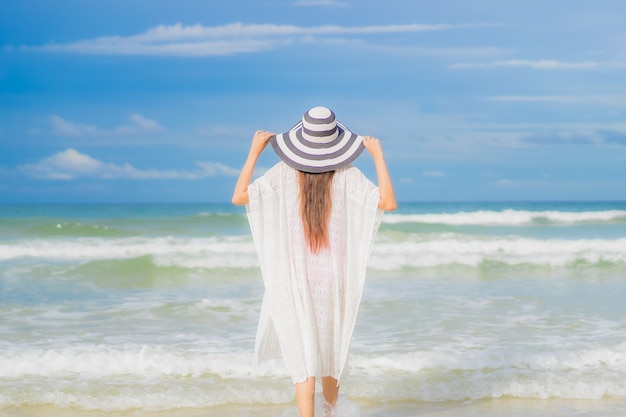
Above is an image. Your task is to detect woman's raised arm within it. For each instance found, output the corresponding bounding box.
[363,136,397,211]
[231,130,274,206]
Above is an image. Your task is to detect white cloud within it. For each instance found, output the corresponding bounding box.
[20,148,110,180]
[196,161,241,177]
[450,59,603,70]
[51,116,100,137]
[293,0,349,6]
[494,178,556,187]
[18,148,239,180]
[496,178,519,186]
[17,22,498,57]
[486,95,626,106]
[404,45,511,59]
[487,95,581,103]
[50,114,163,137]
[423,171,447,177]
[114,114,164,134]
[27,128,44,135]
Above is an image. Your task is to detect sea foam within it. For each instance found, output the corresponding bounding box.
[1,345,625,410]
[383,209,626,225]
[2,234,626,271]
[369,235,626,269]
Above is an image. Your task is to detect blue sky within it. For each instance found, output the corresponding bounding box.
[1,0,626,203]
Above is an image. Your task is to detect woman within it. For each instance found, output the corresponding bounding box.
[232,107,396,417]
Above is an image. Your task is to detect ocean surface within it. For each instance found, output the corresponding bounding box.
[1,201,625,416]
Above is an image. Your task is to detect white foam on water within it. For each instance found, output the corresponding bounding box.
[349,346,626,374]
[0,341,624,411]
[280,395,360,417]
[2,234,626,271]
[0,347,278,379]
[1,345,623,391]
[0,236,252,261]
[369,235,626,270]
[0,381,293,411]
[350,373,626,402]
[383,209,626,225]
[0,236,259,268]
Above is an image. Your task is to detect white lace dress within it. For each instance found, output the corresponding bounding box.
[246,161,382,384]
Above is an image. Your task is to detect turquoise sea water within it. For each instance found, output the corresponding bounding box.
[1,202,625,414]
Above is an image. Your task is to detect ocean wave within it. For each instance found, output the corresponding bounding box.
[0,212,250,241]
[28,222,133,238]
[368,235,626,270]
[3,344,623,379]
[2,235,626,271]
[0,346,255,379]
[0,345,624,410]
[383,209,626,225]
[0,219,134,239]
[349,345,626,374]
[0,236,259,269]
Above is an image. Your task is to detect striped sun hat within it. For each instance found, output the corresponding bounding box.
[271,106,365,173]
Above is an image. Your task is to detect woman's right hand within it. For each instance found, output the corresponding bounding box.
[362,135,397,211]
[363,136,383,158]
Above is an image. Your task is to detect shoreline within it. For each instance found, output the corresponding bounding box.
[2,398,625,417]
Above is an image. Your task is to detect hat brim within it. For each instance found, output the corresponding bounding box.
[271,121,365,173]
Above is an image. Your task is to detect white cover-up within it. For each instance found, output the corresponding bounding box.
[246,161,382,384]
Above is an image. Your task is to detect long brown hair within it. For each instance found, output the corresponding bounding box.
[298,170,335,253]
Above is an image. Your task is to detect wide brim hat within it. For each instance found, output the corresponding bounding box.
[271,106,365,173]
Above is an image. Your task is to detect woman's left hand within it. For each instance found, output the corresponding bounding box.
[250,130,274,157]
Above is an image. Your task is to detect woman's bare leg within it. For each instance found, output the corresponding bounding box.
[295,377,315,417]
[321,376,339,407]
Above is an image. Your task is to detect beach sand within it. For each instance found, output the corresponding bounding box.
[2,398,625,417]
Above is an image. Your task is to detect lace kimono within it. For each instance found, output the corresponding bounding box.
[246,161,382,384]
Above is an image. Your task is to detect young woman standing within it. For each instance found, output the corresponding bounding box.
[232,106,396,417]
